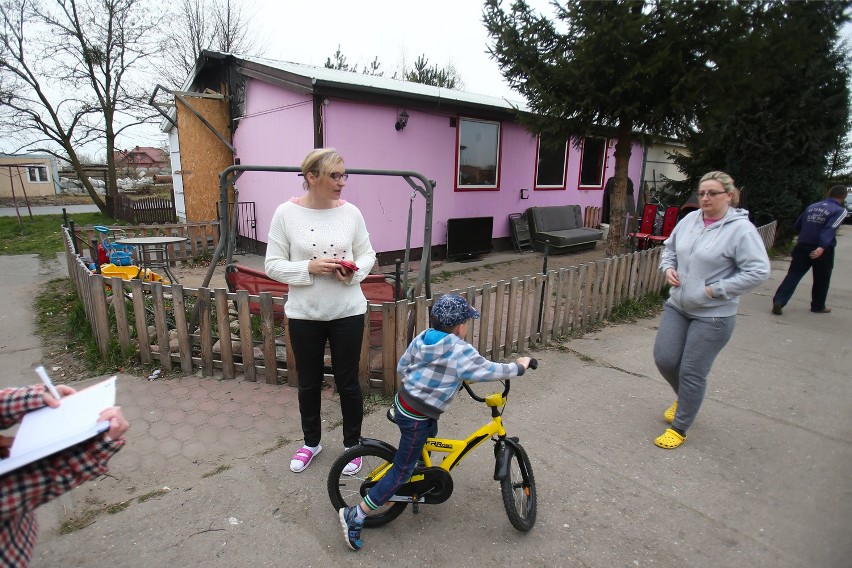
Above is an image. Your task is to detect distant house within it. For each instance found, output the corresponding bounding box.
[0,153,59,198]
[113,146,169,173]
[161,50,658,259]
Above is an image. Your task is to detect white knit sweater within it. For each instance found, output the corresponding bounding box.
[265,200,376,321]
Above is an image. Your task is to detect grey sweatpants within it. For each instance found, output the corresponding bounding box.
[653,303,736,432]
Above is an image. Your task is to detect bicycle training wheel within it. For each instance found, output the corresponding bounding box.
[500,443,537,531]
[327,444,408,528]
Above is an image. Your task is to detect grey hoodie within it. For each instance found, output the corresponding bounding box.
[660,208,770,317]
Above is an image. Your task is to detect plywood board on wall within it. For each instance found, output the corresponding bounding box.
[175,97,232,222]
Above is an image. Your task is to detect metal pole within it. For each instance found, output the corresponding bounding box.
[537,240,550,334]
[69,220,79,255]
[394,258,402,301]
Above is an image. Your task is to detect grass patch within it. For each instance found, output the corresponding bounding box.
[34,277,141,377]
[105,501,131,514]
[0,212,120,259]
[608,291,667,323]
[257,436,292,456]
[364,393,394,415]
[201,464,232,478]
[59,509,100,534]
[137,488,171,503]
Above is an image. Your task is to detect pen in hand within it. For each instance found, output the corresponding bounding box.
[35,365,61,400]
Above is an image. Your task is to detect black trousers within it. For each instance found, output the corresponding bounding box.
[772,243,835,312]
[288,314,365,448]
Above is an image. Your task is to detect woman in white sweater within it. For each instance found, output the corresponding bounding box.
[265,148,376,474]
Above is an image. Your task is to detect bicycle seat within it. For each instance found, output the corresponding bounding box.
[386,406,397,424]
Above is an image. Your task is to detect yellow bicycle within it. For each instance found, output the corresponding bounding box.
[327,360,538,531]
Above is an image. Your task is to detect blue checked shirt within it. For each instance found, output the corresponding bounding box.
[396,329,524,420]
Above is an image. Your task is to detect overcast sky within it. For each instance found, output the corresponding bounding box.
[124,0,555,151]
[248,0,553,99]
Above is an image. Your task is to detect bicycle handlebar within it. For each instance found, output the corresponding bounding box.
[461,358,537,402]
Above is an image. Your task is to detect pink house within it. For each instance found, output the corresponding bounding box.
[166,51,643,262]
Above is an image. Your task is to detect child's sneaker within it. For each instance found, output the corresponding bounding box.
[290,445,321,473]
[342,456,362,475]
[339,506,363,551]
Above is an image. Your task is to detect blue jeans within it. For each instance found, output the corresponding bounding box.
[653,303,735,432]
[364,410,437,511]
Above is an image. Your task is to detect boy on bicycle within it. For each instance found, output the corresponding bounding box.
[338,294,532,551]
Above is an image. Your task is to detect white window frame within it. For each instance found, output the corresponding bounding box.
[27,165,49,183]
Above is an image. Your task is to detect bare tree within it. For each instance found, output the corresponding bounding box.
[160,0,261,88]
[0,0,164,216]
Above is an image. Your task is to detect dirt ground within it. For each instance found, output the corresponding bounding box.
[0,194,95,207]
[172,245,615,297]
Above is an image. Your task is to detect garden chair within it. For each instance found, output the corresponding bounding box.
[647,206,680,247]
[628,204,657,251]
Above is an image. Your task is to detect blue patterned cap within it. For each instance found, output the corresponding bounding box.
[431,294,480,327]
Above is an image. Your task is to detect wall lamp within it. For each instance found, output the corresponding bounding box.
[395,110,409,131]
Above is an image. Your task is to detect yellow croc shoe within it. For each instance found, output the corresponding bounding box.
[654,428,686,449]
[663,400,678,424]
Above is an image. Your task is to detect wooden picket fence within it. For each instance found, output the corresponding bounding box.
[70,221,220,264]
[62,220,777,395]
[114,192,176,225]
[584,205,602,228]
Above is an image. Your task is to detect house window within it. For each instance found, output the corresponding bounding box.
[579,137,607,188]
[27,166,49,183]
[457,118,500,191]
[535,135,567,189]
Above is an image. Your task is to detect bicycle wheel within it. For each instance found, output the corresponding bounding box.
[327,444,408,528]
[500,443,537,531]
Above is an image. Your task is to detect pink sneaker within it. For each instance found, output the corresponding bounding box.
[290,445,321,473]
[342,456,362,475]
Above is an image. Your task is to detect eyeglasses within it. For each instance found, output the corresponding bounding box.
[328,172,349,182]
[697,191,727,198]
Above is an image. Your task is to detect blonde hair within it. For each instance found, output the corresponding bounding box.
[700,171,740,206]
[301,148,343,190]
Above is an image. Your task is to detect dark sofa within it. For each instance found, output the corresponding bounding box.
[525,205,603,253]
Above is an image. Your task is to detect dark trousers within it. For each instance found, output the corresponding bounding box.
[772,243,835,312]
[288,314,364,448]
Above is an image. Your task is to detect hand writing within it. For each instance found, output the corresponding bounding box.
[43,384,77,408]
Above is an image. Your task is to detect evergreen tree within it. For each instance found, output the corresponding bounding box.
[669,1,850,238]
[484,0,721,255]
[402,55,463,89]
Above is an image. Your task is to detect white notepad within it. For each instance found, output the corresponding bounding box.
[0,376,117,476]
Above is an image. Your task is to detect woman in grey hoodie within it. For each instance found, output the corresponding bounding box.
[653,171,770,449]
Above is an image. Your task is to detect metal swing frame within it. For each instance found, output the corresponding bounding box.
[199,164,435,301]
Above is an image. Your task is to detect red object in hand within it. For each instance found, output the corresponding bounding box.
[337,260,358,273]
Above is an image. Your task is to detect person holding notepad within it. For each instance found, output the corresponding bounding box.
[0,382,128,567]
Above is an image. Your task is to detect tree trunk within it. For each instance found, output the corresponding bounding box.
[62,137,108,215]
[605,120,634,257]
[104,115,118,219]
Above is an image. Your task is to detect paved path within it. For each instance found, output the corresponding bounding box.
[1,227,849,567]
[0,204,100,217]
